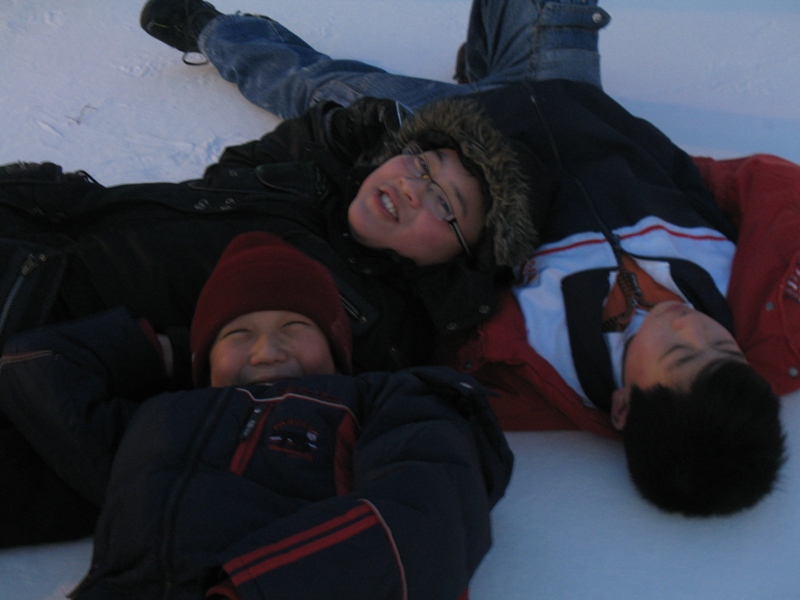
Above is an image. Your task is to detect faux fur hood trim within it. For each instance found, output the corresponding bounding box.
[369,97,543,268]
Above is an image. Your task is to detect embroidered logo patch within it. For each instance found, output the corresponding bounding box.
[268,418,319,460]
[784,259,800,305]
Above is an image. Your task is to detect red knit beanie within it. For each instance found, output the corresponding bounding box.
[190,232,352,385]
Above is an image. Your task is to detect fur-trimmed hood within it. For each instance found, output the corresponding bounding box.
[367,97,553,267]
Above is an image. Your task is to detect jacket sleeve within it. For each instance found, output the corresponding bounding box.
[692,154,800,396]
[692,155,749,228]
[692,153,800,228]
[0,307,167,505]
[204,96,404,174]
[214,368,513,600]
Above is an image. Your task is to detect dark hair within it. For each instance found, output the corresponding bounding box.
[622,360,786,517]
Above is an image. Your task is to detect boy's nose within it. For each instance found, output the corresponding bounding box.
[402,176,425,209]
[250,336,287,364]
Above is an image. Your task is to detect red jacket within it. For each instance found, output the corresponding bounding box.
[449,154,800,436]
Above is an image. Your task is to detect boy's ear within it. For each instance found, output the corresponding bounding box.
[611,388,630,430]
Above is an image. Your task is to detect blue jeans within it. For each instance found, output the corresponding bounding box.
[199,0,610,119]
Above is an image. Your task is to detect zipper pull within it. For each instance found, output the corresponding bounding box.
[0,254,45,339]
[340,293,368,324]
[21,253,42,276]
[239,406,265,441]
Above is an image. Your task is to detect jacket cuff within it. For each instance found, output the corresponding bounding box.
[136,318,163,360]
[205,578,241,600]
[164,326,193,390]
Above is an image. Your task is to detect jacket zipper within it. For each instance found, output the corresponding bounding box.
[68,394,230,598]
[0,253,42,339]
[528,86,626,270]
[157,393,232,595]
[340,293,368,324]
[230,402,273,476]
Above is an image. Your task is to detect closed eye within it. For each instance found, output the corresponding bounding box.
[224,328,249,336]
[665,340,745,371]
[417,154,431,178]
[282,320,314,332]
[670,348,699,370]
[432,149,469,219]
[283,320,310,327]
[713,340,746,360]
[433,190,453,216]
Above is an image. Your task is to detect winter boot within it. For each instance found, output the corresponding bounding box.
[140,0,222,53]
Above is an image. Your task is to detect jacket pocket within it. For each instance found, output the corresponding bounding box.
[0,241,67,347]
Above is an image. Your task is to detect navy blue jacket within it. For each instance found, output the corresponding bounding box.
[0,308,512,599]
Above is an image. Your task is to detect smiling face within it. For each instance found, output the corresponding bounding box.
[611,301,748,429]
[209,310,336,387]
[347,148,486,266]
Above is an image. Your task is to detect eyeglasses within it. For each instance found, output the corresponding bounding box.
[402,142,472,258]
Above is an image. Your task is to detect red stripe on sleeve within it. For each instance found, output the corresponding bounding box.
[224,503,374,576]
[230,510,379,586]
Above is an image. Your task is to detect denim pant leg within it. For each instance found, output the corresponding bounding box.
[463,0,610,88]
[200,14,468,119]
[200,1,610,119]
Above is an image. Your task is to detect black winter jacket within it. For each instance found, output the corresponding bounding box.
[0,308,513,599]
[0,97,499,377]
[0,97,503,549]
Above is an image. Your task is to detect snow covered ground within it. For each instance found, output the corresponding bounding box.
[1,1,799,598]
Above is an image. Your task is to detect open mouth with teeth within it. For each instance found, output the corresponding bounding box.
[380,192,398,219]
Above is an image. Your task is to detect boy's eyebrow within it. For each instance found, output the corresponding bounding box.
[433,149,469,218]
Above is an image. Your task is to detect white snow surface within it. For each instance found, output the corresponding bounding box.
[1,1,799,598]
